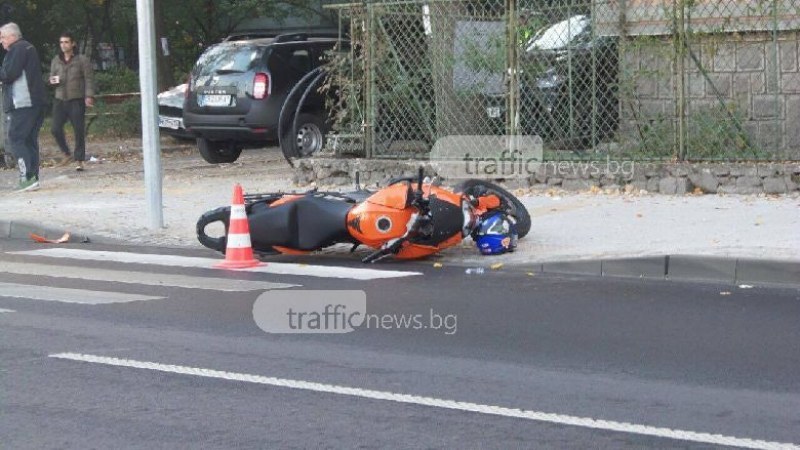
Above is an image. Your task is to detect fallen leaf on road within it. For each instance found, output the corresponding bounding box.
[490,263,504,270]
[433,263,443,268]
[527,272,536,277]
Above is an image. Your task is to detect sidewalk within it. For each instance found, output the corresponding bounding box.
[1,142,798,285]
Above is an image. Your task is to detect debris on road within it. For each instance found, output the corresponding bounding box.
[30,232,71,244]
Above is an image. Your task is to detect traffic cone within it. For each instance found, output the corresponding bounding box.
[214,184,263,269]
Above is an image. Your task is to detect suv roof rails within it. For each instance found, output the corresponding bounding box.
[223,27,345,43]
[274,33,308,43]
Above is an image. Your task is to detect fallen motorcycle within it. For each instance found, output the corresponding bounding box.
[197,169,530,263]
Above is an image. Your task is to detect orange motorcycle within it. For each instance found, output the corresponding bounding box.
[197,170,530,263]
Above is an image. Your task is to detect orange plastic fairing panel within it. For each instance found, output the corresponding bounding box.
[271,195,302,207]
[273,246,311,255]
[394,233,463,259]
[364,183,411,209]
[346,203,414,248]
[476,194,501,213]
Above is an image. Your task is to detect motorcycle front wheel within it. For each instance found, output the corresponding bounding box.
[454,180,531,239]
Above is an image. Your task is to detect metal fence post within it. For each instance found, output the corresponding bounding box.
[772,0,781,158]
[507,0,518,136]
[365,1,374,159]
[675,0,687,161]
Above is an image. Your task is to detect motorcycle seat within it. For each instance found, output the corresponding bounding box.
[248,195,354,251]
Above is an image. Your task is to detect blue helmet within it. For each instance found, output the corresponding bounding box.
[474,212,518,255]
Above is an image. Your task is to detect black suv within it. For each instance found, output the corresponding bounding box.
[183,33,338,163]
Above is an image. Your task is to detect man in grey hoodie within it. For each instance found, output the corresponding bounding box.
[0,22,46,192]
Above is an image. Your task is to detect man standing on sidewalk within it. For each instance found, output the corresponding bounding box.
[50,31,95,171]
[0,22,45,192]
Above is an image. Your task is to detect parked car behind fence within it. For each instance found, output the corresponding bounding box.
[485,14,619,149]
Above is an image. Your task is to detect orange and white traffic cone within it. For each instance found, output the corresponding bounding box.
[214,183,263,269]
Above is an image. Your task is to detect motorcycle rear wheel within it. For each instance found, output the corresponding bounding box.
[454,180,531,238]
[196,205,280,256]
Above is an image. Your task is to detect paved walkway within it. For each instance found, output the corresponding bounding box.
[1,142,798,284]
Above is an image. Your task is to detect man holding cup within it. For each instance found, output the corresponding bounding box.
[50,31,95,171]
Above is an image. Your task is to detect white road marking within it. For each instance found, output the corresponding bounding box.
[50,352,799,450]
[0,283,164,304]
[0,308,15,313]
[12,249,421,280]
[0,261,296,292]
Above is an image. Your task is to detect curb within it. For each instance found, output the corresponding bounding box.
[533,255,800,288]
[1,219,798,287]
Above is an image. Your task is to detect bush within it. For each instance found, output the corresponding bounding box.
[88,98,142,138]
[95,67,139,94]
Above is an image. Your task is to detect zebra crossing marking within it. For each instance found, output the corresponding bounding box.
[11,249,422,280]
[0,261,296,292]
[0,282,164,305]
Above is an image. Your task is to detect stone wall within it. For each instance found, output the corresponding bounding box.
[294,158,800,194]
[619,31,800,159]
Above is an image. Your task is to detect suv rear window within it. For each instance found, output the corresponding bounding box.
[194,43,265,76]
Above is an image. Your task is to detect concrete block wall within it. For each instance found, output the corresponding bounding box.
[619,32,800,159]
[294,158,800,195]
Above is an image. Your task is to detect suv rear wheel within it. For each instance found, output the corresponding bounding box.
[197,138,243,164]
[282,113,327,158]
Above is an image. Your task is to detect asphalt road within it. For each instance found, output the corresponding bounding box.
[1,238,799,449]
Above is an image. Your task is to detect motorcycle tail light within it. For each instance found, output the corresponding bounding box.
[253,72,270,100]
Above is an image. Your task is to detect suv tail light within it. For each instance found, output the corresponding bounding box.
[253,72,270,100]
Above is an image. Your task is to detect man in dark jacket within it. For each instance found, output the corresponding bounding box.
[50,31,95,171]
[0,22,45,192]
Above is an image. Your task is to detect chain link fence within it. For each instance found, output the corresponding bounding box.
[325,0,800,161]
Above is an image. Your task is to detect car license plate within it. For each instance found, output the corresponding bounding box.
[158,115,183,130]
[199,94,232,107]
[486,106,501,119]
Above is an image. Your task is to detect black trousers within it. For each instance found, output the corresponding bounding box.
[8,105,44,181]
[51,98,87,162]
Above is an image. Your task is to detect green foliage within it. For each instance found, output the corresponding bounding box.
[5,0,328,88]
[462,32,506,75]
[625,104,768,161]
[685,104,768,160]
[88,98,142,138]
[94,67,139,94]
